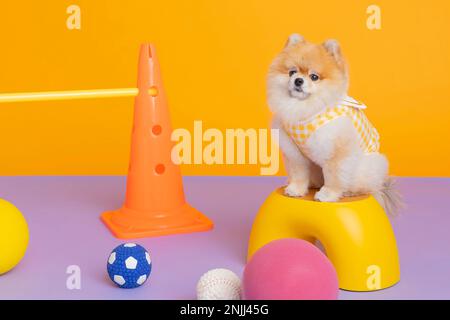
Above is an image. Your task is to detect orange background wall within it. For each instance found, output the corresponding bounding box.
[0,0,449,176]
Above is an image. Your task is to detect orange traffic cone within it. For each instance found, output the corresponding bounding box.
[101,44,214,239]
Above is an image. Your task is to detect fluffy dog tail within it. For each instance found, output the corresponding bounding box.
[372,177,403,217]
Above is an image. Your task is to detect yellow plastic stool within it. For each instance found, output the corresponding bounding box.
[247,188,400,292]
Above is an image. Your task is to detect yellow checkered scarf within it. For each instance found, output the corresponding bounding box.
[284,97,380,154]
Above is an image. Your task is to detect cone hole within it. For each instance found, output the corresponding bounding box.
[152,125,162,136]
[155,164,165,175]
[149,86,159,97]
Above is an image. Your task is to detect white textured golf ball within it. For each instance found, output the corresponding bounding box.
[197,268,242,300]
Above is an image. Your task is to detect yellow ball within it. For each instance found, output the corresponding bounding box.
[0,199,29,275]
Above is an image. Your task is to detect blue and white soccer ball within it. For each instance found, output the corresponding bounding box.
[107,243,152,289]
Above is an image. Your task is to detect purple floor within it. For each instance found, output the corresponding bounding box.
[0,176,449,300]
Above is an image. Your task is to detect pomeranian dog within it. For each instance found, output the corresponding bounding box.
[267,34,402,216]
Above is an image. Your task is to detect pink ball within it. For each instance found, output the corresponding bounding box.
[243,239,338,300]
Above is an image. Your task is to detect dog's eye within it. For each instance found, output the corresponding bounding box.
[289,70,297,77]
[310,74,320,81]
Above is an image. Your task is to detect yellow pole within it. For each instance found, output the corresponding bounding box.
[0,87,158,103]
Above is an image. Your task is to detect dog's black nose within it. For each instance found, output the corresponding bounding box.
[294,78,304,87]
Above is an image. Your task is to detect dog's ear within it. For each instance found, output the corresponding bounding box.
[285,34,305,48]
[323,39,344,63]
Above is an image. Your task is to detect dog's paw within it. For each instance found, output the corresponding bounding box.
[314,187,341,202]
[284,182,308,198]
